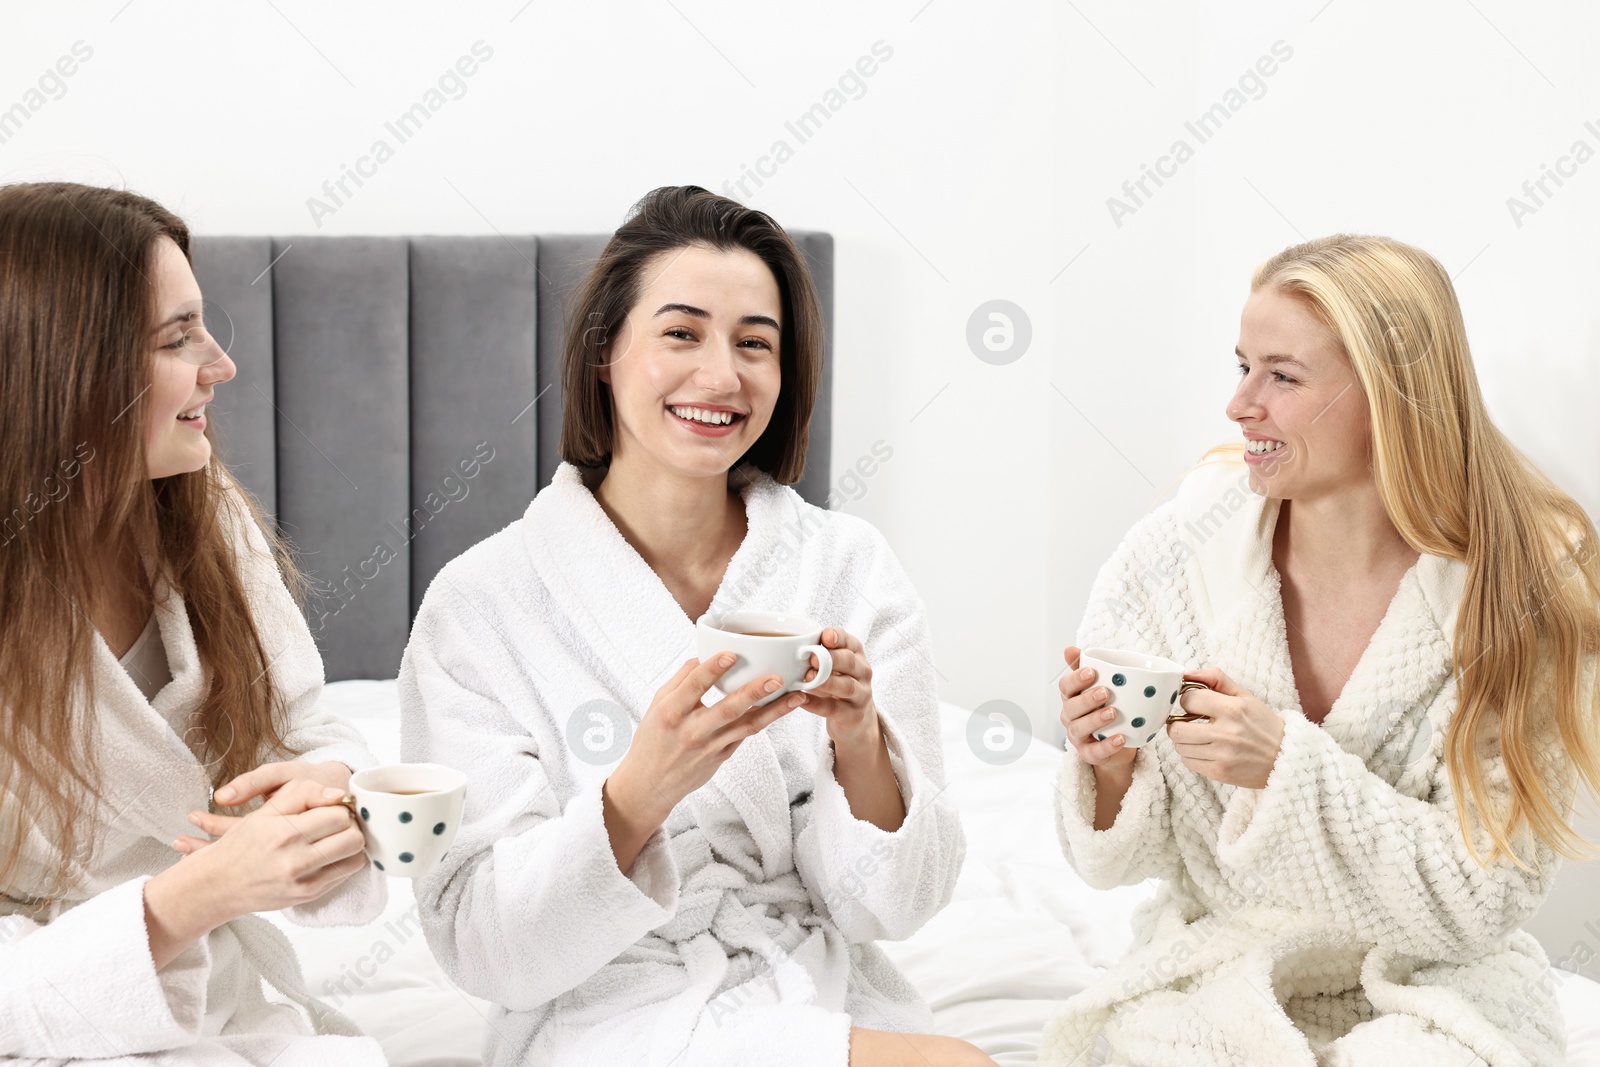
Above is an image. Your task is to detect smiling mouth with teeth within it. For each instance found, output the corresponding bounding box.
[668,404,743,426]
[1246,438,1285,454]
[177,406,206,421]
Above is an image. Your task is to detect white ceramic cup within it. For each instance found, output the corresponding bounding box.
[1078,647,1208,749]
[348,763,467,879]
[695,610,834,708]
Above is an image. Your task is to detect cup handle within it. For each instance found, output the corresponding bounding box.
[796,645,833,691]
[1167,680,1212,723]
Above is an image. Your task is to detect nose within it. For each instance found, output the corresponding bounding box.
[1226,369,1264,424]
[200,347,237,386]
[692,333,740,393]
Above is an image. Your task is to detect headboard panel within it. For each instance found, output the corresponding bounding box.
[190,232,834,680]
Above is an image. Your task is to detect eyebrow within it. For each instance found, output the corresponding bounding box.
[1234,346,1304,367]
[654,303,780,331]
[152,309,199,332]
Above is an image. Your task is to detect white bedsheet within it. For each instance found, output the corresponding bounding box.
[271,681,1600,1065]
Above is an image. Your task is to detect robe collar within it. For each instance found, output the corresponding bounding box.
[1175,459,1467,766]
[521,461,792,708]
[80,570,213,880]
[521,461,802,859]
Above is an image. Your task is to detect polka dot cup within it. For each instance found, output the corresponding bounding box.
[348,763,467,879]
[1078,647,1196,750]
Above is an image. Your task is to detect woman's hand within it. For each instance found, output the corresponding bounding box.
[215,759,352,806]
[1060,646,1137,772]
[1167,667,1285,789]
[145,777,370,970]
[802,628,905,831]
[602,655,808,876]
[172,759,354,854]
[612,654,809,822]
[181,779,368,911]
[799,627,879,748]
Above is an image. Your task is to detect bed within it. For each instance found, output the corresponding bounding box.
[188,233,1600,1062]
[274,680,1600,1065]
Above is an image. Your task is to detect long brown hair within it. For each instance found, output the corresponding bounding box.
[1248,234,1600,867]
[0,182,297,898]
[558,185,824,485]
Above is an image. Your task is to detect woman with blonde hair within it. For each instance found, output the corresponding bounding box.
[0,183,387,1064]
[1046,234,1599,1064]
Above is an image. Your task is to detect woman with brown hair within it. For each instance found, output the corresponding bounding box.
[0,183,387,1065]
[1046,234,1600,1064]
[399,186,988,1065]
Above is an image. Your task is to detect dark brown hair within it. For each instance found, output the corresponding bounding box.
[0,182,297,900]
[558,185,824,485]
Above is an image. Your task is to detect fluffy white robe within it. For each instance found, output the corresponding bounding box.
[0,481,388,1065]
[1043,459,1569,1066]
[399,461,965,1067]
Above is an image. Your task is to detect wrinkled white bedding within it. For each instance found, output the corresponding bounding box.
[271,681,1600,1066]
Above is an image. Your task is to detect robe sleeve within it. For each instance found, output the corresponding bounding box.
[398,572,681,1011]
[0,877,208,1057]
[791,524,965,944]
[224,476,386,928]
[1053,514,1188,889]
[1212,706,1560,962]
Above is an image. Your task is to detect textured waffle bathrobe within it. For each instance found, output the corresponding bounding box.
[0,480,387,1065]
[399,462,964,1067]
[1043,459,1569,1067]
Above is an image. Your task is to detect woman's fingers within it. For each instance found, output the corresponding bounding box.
[323,846,376,884]
[1175,685,1225,720]
[170,834,213,853]
[660,657,701,701]
[711,673,785,723]
[673,654,741,719]
[1067,691,1118,742]
[280,802,358,847]
[1166,719,1214,747]
[1082,733,1128,762]
[214,761,303,807]
[303,823,367,866]
[265,779,353,816]
[187,810,242,838]
[807,644,867,686]
[710,689,808,747]
[1058,662,1098,700]
[1182,666,1241,697]
[822,627,862,654]
[1060,681,1112,734]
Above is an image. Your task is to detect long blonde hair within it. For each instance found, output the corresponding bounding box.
[0,183,298,902]
[1247,234,1599,867]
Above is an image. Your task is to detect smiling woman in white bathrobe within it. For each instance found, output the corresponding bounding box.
[399,186,980,1067]
[1045,234,1600,1066]
[0,183,388,1065]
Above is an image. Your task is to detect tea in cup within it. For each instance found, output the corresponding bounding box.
[695,610,834,708]
[346,763,466,879]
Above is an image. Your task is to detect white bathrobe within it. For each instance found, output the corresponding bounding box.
[0,480,388,1066]
[398,461,964,1067]
[1043,458,1568,1066]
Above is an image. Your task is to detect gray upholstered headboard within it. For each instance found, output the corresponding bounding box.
[189,233,834,681]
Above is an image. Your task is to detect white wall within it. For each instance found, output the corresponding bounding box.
[7,0,1600,764]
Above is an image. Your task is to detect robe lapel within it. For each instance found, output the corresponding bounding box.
[1180,462,1300,711]
[522,463,784,705]
[89,573,211,856]
[522,463,799,845]
[1178,460,1464,773]
[1318,554,1462,771]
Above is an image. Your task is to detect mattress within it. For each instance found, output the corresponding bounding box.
[269,680,1600,1065]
